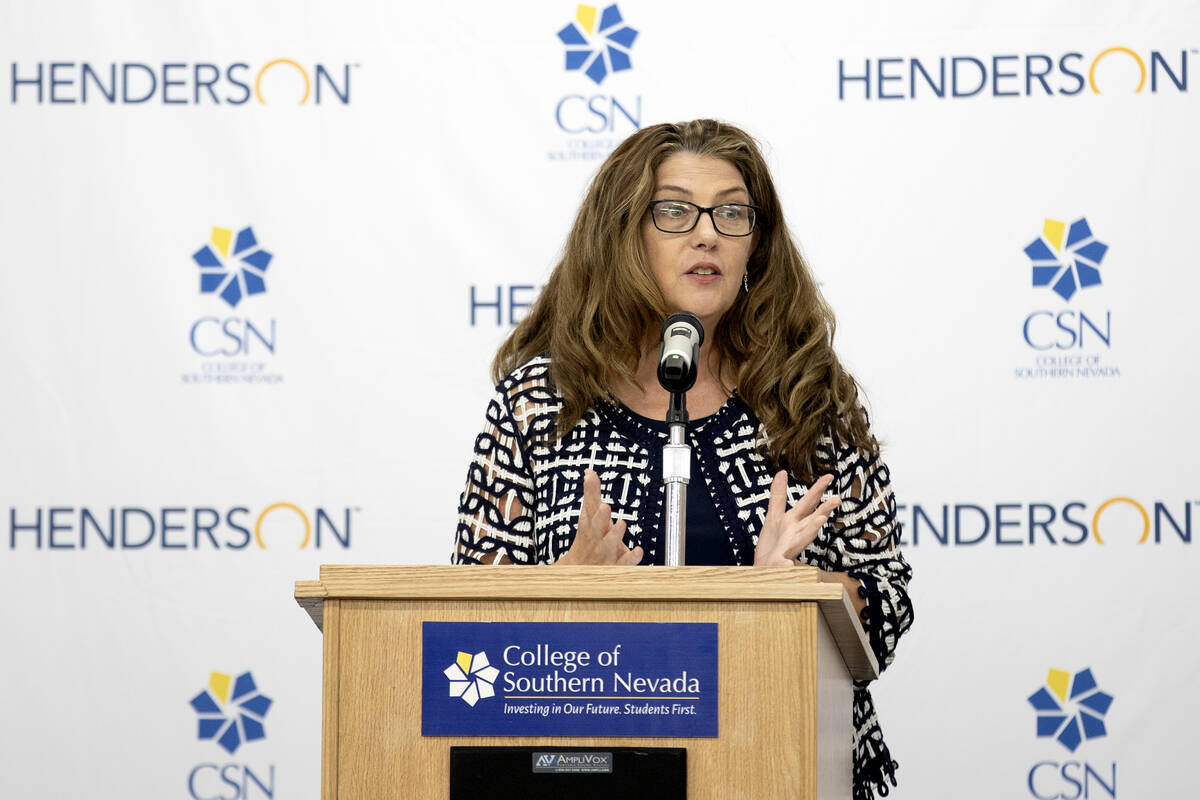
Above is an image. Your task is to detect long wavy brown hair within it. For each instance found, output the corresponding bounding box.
[494,119,877,482]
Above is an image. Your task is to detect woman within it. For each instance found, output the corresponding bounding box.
[454,119,912,800]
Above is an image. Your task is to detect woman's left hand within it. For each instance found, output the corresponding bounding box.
[753,471,841,566]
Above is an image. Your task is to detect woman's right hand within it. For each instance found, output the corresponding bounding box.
[557,469,644,565]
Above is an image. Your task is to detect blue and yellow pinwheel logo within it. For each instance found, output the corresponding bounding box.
[1027,667,1113,752]
[192,226,273,308]
[189,671,273,754]
[1023,217,1108,301]
[557,4,638,85]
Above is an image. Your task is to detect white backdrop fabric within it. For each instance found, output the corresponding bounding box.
[2,1,1197,798]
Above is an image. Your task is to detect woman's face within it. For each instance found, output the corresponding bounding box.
[641,153,759,337]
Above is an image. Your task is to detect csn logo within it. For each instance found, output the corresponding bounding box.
[188,670,276,800]
[550,4,642,158]
[1026,667,1116,800]
[185,225,283,384]
[444,650,500,707]
[1015,216,1119,380]
[1022,217,1109,350]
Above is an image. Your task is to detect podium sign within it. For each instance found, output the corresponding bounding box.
[421,621,719,737]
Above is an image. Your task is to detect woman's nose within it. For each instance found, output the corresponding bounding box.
[690,210,720,245]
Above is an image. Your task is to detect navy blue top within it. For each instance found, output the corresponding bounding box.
[625,409,736,566]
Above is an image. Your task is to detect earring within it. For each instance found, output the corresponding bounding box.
[743,273,750,293]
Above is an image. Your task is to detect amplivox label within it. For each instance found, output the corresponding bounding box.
[421,621,718,737]
[532,751,613,773]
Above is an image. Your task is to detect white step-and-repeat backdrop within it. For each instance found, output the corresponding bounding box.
[2,1,1196,797]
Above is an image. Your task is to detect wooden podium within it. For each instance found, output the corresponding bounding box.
[295,565,877,800]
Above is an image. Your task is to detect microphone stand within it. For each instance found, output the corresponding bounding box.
[657,311,703,567]
[663,390,689,567]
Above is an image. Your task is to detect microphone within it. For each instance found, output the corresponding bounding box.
[657,311,704,394]
[658,312,703,565]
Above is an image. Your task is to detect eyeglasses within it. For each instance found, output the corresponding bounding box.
[647,200,760,237]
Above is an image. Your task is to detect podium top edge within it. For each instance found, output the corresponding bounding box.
[294,564,878,680]
[295,564,841,602]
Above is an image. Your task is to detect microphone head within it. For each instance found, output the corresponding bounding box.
[658,311,704,393]
[660,311,705,346]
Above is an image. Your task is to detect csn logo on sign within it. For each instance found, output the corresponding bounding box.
[1026,667,1117,800]
[188,670,276,800]
[1015,216,1119,380]
[548,3,642,161]
[184,225,283,384]
[444,650,501,706]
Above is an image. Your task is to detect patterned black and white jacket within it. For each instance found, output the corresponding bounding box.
[454,355,914,800]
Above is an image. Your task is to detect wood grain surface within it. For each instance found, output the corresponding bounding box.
[295,566,871,799]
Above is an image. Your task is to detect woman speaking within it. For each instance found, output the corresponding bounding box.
[454,119,913,800]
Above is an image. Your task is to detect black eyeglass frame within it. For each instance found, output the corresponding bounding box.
[646,200,762,237]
